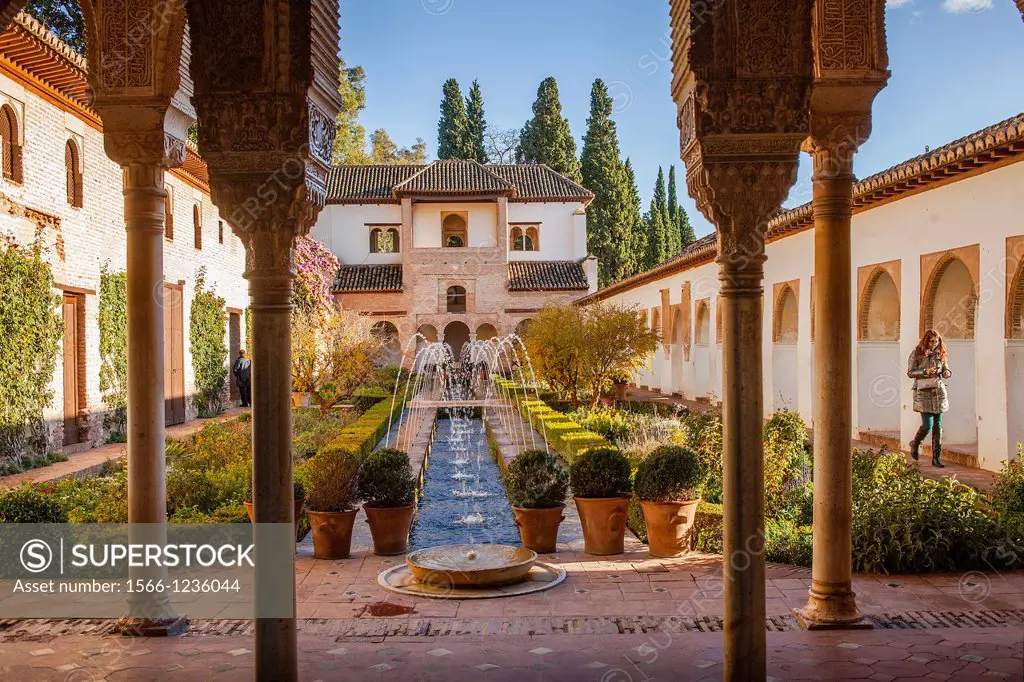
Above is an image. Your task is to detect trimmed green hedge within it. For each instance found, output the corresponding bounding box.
[318,397,405,457]
[494,377,612,462]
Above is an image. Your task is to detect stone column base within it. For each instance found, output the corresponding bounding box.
[794,589,873,630]
[117,616,188,637]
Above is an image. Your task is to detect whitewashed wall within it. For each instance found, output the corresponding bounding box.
[600,160,1024,472]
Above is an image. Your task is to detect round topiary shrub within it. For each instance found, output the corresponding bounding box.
[0,487,67,523]
[298,447,361,512]
[505,449,568,509]
[634,445,704,502]
[358,448,416,507]
[569,447,632,499]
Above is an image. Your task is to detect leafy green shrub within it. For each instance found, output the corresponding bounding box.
[359,448,416,507]
[569,447,631,498]
[293,410,356,461]
[765,519,813,566]
[170,503,250,524]
[851,450,1007,573]
[189,270,228,418]
[634,445,704,502]
[98,267,128,437]
[775,479,814,526]
[167,463,248,515]
[298,447,361,512]
[677,410,723,503]
[689,502,724,553]
[566,407,631,444]
[244,477,305,503]
[0,238,62,466]
[322,399,404,455]
[504,449,568,508]
[353,385,390,412]
[184,420,252,470]
[993,449,1024,514]
[764,409,811,511]
[0,487,67,522]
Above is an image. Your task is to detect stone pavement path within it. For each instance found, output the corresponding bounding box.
[0,408,248,490]
[1,622,1021,680]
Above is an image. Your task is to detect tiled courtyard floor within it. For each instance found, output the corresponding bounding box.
[3,541,1023,680]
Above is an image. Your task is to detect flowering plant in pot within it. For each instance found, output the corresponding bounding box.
[634,445,704,558]
[358,448,417,555]
[569,447,632,555]
[298,447,361,559]
[504,449,569,553]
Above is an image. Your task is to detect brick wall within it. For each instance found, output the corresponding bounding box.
[0,71,248,452]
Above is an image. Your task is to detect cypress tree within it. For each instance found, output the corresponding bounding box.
[623,158,643,278]
[666,166,681,256]
[465,80,488,163]
[581,79,631,287]
[517,77,582,183]
[438,79,470,160]
[643,168,670,268]
[678,206,697,249]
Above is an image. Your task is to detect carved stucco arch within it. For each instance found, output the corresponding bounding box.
[1008,258,1024,340]
[858,265,900,341]
[695,299,711,345]
[921,253,978,340]
[772,281,799,343]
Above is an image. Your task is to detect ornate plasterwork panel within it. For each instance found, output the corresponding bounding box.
[669,0,813,264]
[187,0,341,248]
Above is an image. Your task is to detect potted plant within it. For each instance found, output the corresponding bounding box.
[299,447,361,559]
[611,371,630,403]
[243,478,306,539]
[358,448,417,555]
[569,447,632,555]
[635,445,704,558]
[505,449,569,553]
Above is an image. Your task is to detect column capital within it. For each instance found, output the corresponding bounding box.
[101,120,187,170]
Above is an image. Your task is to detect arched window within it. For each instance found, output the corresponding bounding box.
[193,204,202,249]
[387,228,400,253]
[695,302,711,346]
[773,285,798,343]
[369,227,382,253]
[446,285,467,313]
[164,191,174,240]
[0,105,22,183]
[511,225,539,251]
[442,213,467,248]
[65,139,83,207]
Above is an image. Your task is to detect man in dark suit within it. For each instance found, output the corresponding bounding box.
[233,349,252,408]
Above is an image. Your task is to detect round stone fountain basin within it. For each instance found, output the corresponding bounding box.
[406,544,536,587]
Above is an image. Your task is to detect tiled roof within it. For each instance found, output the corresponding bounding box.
[508,260,589,292]
[585,111,1024,303]
[326,166,422,203]
[393,160,515,197]
[334,264,403,293]
[486,165,593,201]
[326,161,593,204]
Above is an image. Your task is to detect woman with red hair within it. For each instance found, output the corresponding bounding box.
[907,329,952,467]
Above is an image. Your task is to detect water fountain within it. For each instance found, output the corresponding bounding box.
[375,333,567,598]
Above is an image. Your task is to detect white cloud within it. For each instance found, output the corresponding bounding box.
[886,0,914,7]
[941,0,993,13]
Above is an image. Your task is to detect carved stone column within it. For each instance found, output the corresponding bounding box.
[797,0,888,630]
[669,0,813,678]
[187,2,341,679]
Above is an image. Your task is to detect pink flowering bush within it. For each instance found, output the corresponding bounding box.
[293,236,339,313]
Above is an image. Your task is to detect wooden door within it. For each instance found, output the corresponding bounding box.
[62,294,81,446]
[163,284,186,426]
[229,312,241,400]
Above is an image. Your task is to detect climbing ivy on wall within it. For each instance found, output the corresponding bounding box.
[189,268,228,418]
[244,306,252,355]
[0,237,63,463]
[98,266,128,440]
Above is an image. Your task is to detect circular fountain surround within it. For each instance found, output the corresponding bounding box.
[406,544,536,587]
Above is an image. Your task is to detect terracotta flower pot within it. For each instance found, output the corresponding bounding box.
[640,499,700,558]
[307,509,357,559]
[512,504,566,554]
[364,504,415,556]
[243,497,305,534]
[574,496,630,556]
[291,392,311,408]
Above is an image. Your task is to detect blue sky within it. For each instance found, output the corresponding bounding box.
[341,0,1024,238]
